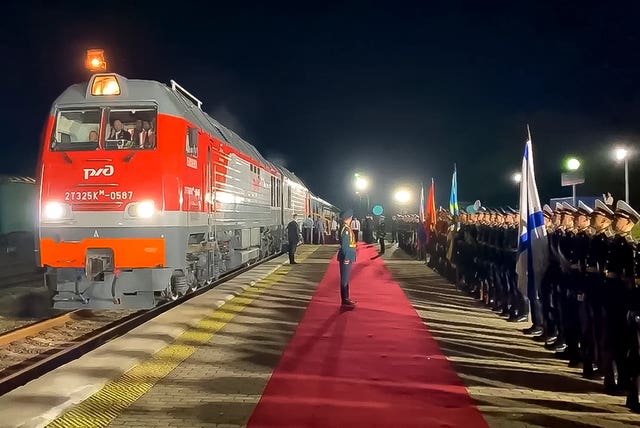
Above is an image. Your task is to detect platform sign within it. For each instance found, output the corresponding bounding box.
[372,205,383,216]
[561,172,585,187]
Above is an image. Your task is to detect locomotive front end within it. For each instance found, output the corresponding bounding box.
[38,73,174,309]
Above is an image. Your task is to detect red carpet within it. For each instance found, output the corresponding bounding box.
[247,244,488,428]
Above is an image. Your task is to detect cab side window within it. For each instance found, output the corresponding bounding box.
[186,127,198,156]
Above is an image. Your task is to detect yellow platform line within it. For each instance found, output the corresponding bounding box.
[47,247,318,428]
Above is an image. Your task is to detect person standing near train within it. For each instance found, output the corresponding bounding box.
[338,209,357,307]
[287,214,301,264]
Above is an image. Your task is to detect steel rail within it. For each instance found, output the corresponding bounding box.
[0,310,89,347]
[0,251,284,396]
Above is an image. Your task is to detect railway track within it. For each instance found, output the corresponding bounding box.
[0,252,284,396]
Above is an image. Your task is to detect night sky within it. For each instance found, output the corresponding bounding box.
[3,1,640,212]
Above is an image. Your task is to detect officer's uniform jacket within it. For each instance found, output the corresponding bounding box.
[338,223,357,263]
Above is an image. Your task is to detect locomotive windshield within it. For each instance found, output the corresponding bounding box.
[51,107,157,151]
[51,109,101,151]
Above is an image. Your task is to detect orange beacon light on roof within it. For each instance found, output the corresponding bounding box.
[85,49,107,72]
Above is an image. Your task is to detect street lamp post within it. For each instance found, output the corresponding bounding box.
[566,157,581,206]
[614,147,630,203]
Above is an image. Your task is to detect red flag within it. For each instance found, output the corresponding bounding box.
[427,178,436,230]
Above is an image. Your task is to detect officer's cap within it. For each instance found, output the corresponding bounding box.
[340,209,353,220]
[615,200,640,223]
[562,202,577,213]
[577,201,593,216]
[507,206,518,215]
[497,207,506,215]
[555,202,565,212]
[594,199,614,217]
[542,204,554,218]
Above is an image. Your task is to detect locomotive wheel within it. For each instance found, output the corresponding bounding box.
[44,272,57,298]
[167,273,188,301]
[186,270,200,293]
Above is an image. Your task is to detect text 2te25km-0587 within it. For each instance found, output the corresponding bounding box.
[64,190,134,201]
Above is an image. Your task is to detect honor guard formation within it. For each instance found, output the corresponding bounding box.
[396,199,640,413]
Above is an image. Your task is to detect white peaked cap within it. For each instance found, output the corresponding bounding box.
[594,199,614,216]
[615,200,640,223]
[577,200,593,215]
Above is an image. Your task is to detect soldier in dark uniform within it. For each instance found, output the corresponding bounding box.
[464,209,481,297]
[585,199,614,379]
[556,202,582,364]
[476,208,492,305]
[537,204,559,341]
[603,200,639,394]
[505,207,530,322]
[546,202,572,354]
[377,215,387,254]
[338,209,357,307]
[627,201,640,410]
[573,201,595,373]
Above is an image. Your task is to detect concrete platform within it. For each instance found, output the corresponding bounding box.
[0,245,330,428]
[1,243,637,428]
[382,246,640,428]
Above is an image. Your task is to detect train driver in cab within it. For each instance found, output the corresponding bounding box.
[109,119,131,141]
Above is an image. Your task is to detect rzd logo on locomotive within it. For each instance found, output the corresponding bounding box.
[83,165,115,180]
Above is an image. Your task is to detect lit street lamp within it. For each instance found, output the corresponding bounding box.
[565,157,581,206]
[512,172,522,184]
[394,189,411,205]
[566,158,581,171]
[354,173,370,213]
[613,147,630,203]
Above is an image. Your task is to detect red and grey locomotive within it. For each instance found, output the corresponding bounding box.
[37,51,338,309]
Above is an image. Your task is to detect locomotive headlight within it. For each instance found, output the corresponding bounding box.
[135,200,155,218]
[43,201,65,220]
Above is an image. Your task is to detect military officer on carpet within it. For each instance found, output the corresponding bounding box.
[338,209,357,307]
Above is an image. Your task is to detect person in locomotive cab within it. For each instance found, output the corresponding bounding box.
[109,119,131,141]
[88,130,98,142]
[338,209,357,307]
[142,120,156,149]
[286,214,301,264]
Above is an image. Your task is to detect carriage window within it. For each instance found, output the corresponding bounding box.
[104,107,157,150]
[270,176,276,206]
[51,109,101,151]
[276,179,281,207]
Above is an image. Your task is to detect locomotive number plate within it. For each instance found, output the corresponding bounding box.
[65,190,134,201]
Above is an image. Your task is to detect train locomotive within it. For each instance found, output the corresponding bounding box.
[37,55,339,310]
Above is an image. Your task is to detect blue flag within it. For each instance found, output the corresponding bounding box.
[449,165,459,216]
[516,133,549,299]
